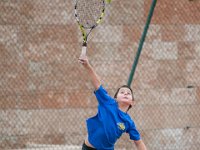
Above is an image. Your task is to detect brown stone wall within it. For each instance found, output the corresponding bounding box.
[0,0,200,149]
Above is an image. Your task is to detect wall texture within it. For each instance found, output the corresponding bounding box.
[0,0,200,149]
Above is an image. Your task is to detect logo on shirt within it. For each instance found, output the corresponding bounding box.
[117,123,125,131]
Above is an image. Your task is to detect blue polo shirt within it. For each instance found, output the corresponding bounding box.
[86,85,140,150]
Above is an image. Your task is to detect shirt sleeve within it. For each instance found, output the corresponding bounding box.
[126,121,141,141]
[94,85,116,105]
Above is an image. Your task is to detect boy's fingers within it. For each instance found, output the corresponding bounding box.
[78,55,88,65]
[78,59,86,64]
[78,59,83,63]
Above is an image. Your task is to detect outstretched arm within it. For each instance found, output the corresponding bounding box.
[78,56,101,90]
[134,140,147,150]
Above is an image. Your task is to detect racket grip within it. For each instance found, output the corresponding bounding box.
[80,46,87,58]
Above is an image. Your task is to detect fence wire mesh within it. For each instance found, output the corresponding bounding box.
[0,0,200,150]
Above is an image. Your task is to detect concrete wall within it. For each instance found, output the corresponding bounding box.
[0,0,200,149]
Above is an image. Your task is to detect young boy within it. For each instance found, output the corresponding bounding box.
[79,56,147,150]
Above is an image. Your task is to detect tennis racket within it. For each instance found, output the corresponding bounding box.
[74,0,105,58]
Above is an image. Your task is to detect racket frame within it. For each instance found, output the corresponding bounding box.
[74,0,105,57]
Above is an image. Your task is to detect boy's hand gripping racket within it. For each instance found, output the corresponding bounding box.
[74,0,106,58]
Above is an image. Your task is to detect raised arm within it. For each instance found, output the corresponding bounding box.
[78,56,101,90]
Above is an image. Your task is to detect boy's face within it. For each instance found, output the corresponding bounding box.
[116,87,134,106]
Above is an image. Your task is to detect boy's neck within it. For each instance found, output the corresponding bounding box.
[118,103,129,113]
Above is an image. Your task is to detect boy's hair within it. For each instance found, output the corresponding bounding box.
[114,85,134,113]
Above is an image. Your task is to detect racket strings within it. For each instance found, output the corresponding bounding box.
[76,0,104,28]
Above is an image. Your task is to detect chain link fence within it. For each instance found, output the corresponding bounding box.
[0,0,200,149]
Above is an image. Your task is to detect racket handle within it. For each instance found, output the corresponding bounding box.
[80,46,87,58]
